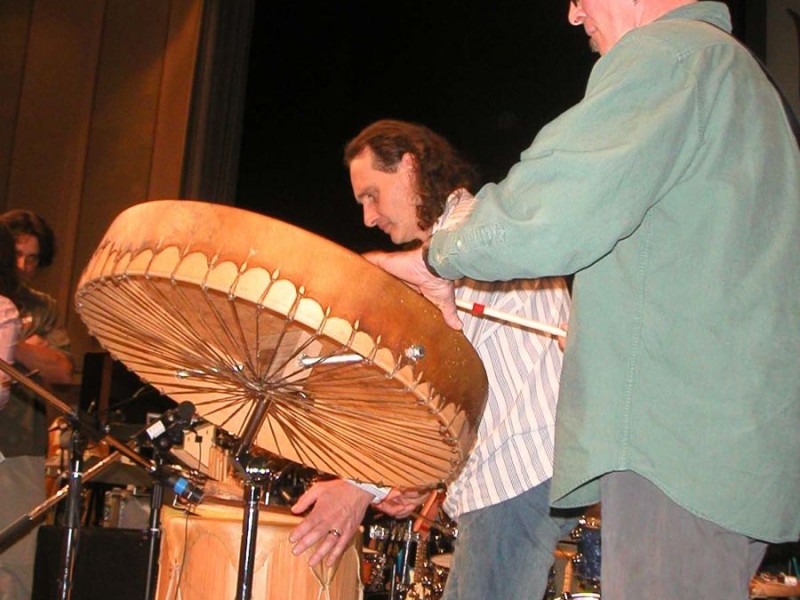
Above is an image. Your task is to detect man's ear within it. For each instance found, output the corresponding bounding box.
[400,152,416,176]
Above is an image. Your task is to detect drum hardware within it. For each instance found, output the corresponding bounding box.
[361,547,389,592]
[300,346,426,371]
[406,510,458,540]
[405,490,446,600]
[360,491,451,600]
[404,345,425,361]
[298,352,365,367]
[228,399,298,600]
[398,519,418,593]
[543,545,579,600]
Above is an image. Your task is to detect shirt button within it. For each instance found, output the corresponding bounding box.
[456,239,463,249]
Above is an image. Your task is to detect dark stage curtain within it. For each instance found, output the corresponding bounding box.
[181,0,255,204]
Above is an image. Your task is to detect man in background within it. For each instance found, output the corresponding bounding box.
[0,209,73,599]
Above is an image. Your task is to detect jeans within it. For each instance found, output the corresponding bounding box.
[442,478,577,600]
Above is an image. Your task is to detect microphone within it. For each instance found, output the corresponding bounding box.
[138,401,196,449]
[157,468,205,504]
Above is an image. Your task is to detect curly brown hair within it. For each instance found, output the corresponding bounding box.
[0,223,20,303]
[0,209,56,268]
[344,120,479,232]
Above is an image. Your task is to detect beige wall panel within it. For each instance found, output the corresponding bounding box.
[0,0,34,210]
[0,0,240,380]
[149,0,203,199]
[6,1,104,321]
[71,0,176,364]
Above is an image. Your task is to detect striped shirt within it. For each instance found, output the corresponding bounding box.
[438,190,570,519]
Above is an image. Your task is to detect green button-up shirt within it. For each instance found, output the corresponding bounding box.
[429,2,800,542]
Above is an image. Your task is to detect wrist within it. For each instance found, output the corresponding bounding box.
[420,243,440,277]
[346,480,390,503]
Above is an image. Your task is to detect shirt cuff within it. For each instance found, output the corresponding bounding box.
[426,234,465,280]
[346,480,391,503]
[432,189,477,235]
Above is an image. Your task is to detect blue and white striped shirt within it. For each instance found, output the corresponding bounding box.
[445,276,569,518]
[437,190,570,519]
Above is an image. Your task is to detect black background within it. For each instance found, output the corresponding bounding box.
[235,1,755,253]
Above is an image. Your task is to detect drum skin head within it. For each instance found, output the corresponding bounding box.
[75,200,488,488]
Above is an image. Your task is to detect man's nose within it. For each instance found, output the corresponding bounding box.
[568,2,585,25]
[363,203,379,227]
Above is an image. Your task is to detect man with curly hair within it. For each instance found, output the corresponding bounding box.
[0,209,73,599]
[290,120,575,600]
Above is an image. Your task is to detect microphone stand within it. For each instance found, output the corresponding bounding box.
[143,451,166,600]
[57,425,88,600]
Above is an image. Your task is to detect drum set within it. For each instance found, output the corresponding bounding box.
[564,512,602,598]
[357,506,604,600]
[360,511,456,600]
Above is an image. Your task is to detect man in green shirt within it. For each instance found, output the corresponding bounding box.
[372,1,800,598]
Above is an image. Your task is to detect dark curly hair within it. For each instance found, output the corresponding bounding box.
[0,222,20,302]
[344,120,479,232]
[0,209,56,268]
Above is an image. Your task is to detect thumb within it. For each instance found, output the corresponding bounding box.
[442,305,463,330]
[290,485,320,514]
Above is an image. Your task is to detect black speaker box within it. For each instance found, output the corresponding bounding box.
[32,526,152,600]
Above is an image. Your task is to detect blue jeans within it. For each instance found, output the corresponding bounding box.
[442,479,577,600]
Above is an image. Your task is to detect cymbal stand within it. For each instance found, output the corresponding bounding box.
[230,396,284,600]
[392,518,416,600]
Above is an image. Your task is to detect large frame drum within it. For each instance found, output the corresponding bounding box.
[75,200,488,489]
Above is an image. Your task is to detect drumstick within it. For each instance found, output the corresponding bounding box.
[455,299,567,337]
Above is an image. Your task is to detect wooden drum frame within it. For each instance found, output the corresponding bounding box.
[75,200,488,489]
